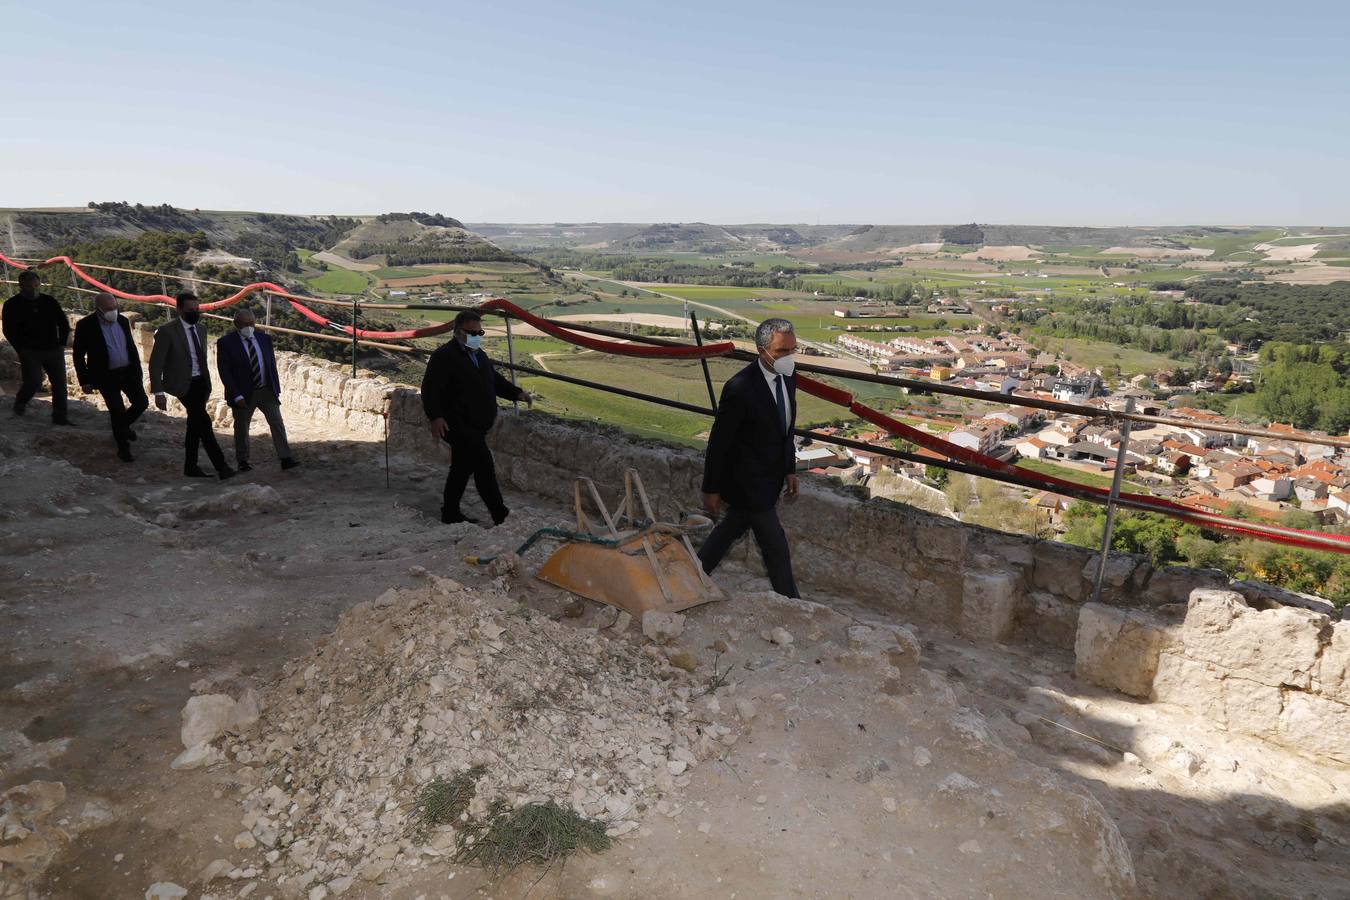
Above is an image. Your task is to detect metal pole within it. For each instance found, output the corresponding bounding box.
[1091,397,1135,604]
[505,312,518,410]
[265,292,272,328]
[690,311,718,412]
[351,299,358,378]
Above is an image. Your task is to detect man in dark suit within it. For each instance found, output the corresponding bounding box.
[148,293,235,481]
[3,269,72,424]
[73,292,148,462]
[421,310,530,525]
[216,308,297,472]
[698,318,801,598]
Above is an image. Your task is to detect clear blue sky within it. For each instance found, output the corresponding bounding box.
[7,0,1348,224]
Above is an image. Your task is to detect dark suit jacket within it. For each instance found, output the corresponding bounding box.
[421,339,523,436]
[149,318,212,399]
[216,330,282,403]
[702,361,797,512]
[72,313,141,386]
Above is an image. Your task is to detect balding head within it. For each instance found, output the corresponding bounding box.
[233,308,256,328]
[94,292,117,314]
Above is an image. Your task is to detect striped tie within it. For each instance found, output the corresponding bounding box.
[245,337,264,388]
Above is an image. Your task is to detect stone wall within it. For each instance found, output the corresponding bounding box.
[1076,590,1350,764]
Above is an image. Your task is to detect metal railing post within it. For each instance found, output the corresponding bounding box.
[265,291,272,328]
[351,299,359,378]
[690,311,718,412]
[505,312,519,410]
[1092,397,1135,604]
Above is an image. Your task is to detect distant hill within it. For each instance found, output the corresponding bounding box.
[2,203,362,269]
[1,204,515,270]
[329,213,518,266]
[469,221,856,254]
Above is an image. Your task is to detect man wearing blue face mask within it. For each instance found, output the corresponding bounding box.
[421,309,530,525]
[697,317,800,598]
[217,308,296,473]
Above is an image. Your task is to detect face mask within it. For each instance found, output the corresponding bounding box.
[771,354,796,377]
[465,334,483,351]
[181,310,201,325]
[238,326,255,340]
[101,309,118,323]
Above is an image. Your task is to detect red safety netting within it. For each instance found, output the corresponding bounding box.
[7,249,1347,553]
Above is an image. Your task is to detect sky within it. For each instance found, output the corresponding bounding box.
[5,0,1349,224]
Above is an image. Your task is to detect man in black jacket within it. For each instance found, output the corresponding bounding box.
[73,292,148,462]
[698,318,801,598]
[3,270,72,424]
[421,310,530,525]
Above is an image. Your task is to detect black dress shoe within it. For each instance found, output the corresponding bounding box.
[52,417,74,426]
[184,467,212,478]
[491,507,511,527]
[237,461,253,472]
[441,512,480,525]
[218,466,237,481]
[11,403,25,417]
[127,429,138,442]
[280,457,299,471]
[117,447,134,463]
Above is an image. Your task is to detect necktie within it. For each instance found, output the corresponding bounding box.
[245,338,264,388]
[188,325,206,377]
[469,350,480,368]
[775,375,788,433]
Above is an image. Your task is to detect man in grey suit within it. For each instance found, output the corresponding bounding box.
[149,293,236,480]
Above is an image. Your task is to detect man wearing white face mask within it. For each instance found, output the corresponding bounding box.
[421,309,530,525]
[698,317,801,598]
[216,308,296,472]
[73,292,147,462]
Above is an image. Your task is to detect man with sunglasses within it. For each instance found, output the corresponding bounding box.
[421,309,530,525]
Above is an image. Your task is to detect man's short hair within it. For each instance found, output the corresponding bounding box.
[176,291,199,305]
[234,307,256,324]
[17,270,39,285]
[755,318,795,351]
[453,310,483,330]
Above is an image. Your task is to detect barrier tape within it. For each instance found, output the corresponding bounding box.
[6,250,1346,553]
[0,253,736,354]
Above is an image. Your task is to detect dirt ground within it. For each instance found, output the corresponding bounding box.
[2,385,1349,899]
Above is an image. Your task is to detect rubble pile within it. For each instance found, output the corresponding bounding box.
[212,575,734,891]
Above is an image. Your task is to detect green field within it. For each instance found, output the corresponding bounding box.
[304,268,372,294]
[1030,336,1178,376]
[1174,229,1283,260]
[1014,458,1147,492]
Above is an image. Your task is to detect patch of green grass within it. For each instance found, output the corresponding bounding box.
[303,267,372,294]
[410,767,485,842]
[1029,336,1178,376]
[454,799,610,875]
[1014,458,1147,492]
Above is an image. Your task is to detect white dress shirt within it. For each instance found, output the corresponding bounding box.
[759,360,791,432]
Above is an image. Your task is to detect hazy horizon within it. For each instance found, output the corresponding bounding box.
[8,0,1349,224]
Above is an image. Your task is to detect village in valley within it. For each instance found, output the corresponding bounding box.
[805,291,1347,538]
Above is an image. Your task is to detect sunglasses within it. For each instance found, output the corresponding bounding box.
[464,329,485,337]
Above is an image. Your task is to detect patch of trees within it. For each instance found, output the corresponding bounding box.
[1018,294,1234,362]
[346,242,520,266]
[1061,501,1350,607]
[86,201,201,231]
[1184,281,1350,345]
[940,223,984,245]
[1252,342,1350,433]
[373,212,465,228]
